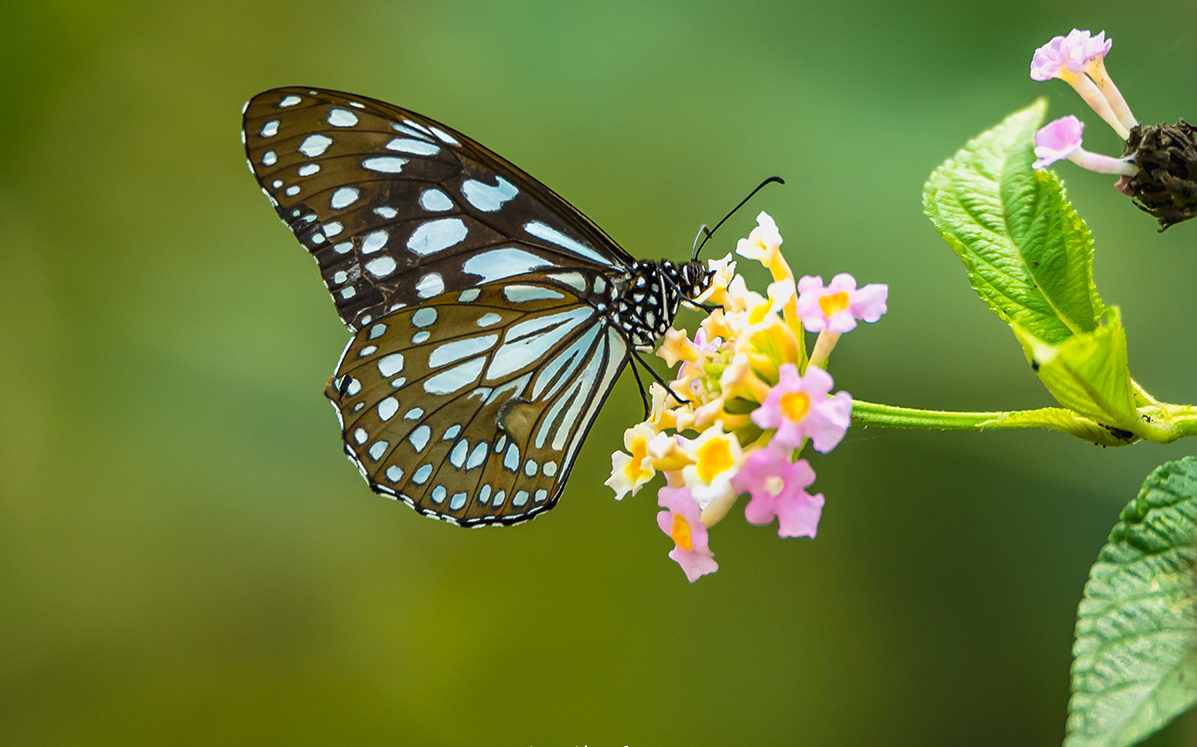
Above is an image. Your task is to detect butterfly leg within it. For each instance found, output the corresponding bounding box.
[629,347,691,412]
[686,299,723,313]
[627,356,652,419]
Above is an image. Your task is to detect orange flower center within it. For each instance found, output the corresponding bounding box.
[671,514,693,550]
[780,391,810,422]
[818,290,850,317]
[624,437,650,482]
[695,437,733,483]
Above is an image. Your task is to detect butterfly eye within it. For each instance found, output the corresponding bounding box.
[243,87,714,526]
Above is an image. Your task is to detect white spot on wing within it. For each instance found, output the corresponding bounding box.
[416,273,444,298]
[407,218,467,256]
[424,358,485,394]
[428,334,498,367]
[361,230,387,254]
[552,271,588,293]
[278,95,302,107]
[462,248,549,283]
[412,308,437,327]
[260,120,280,137]
[461,176,518,212]
[327,108,359,127]
[378,397,399,421]
[368,440,388,460]
[525,220,610,265]
[298,134,332,157]
[428,125,460,145]
[377,353,404,377]
[298,163,320,176]
[365,256,397,277]
[412,464,433,484]
[386,138,441,156]
[261,151,277,166]
[362,156,407,173]
[331,187,360,209]
[409,425,431,452]
[467,442,488,470]
[503,285,565,303]
[419,189,453,212]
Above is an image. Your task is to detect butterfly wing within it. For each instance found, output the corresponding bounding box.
[329,275,628,526]
[242,86,635,331]
[243,87,643,524]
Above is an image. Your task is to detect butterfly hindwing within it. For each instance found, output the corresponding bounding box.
[327,275,629,526]
[242,87,635,331]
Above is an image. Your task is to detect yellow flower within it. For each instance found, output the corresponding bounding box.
[604,422,659,500]
[657,327,698,368]
[677,425,744,509]
[696,253,738,306]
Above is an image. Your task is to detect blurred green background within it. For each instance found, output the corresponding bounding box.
[3,1,1196,744]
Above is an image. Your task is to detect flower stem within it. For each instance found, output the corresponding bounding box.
[852,400,1197,446]
[851,401,1014,430]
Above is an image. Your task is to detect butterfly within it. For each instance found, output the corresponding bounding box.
[241,87,713,527]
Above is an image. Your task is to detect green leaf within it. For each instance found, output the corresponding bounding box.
[1013,307,1139,434]
[1066,457,1197,747]
[924,99,1105,345]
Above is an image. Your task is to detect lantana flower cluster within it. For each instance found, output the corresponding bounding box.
[1030,28,1197,229]
[606,213,888,582]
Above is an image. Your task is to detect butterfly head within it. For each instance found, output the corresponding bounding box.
[676,259,714,302]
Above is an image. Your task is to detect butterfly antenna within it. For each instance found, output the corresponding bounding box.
[691,176,785,261]
[690,224,711,257]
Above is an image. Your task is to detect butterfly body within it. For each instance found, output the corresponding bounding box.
[242,87,711,526]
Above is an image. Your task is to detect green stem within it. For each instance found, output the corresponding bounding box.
[851,401,1012,430]
[853,399,1197,447]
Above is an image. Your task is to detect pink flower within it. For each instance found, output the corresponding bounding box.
[1063,29,1111,73]
[1030,34,1070,81]
[1033,115,1084,169]
[1029,29,1134,139]
[795,273,888,334]
[1030,29,1111,80]
[751,363,851,453]
[732,446,825,538]
[1032,116,1139,176]
[656,487,718,582]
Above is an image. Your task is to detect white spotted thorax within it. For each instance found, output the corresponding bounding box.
[242,87,713,527]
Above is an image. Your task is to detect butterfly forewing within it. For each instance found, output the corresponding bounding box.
[242,87,635,331]
[328,276,629,526]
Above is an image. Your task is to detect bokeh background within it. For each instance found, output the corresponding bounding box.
[3,1,1196,744]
